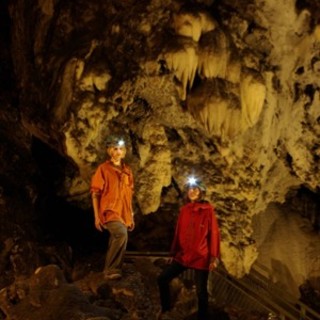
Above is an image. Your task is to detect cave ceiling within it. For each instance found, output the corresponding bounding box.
[2,0,320,276]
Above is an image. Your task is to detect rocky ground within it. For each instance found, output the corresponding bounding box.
[0,254,271,320]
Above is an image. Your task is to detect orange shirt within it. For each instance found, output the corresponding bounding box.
[90,160,134,227]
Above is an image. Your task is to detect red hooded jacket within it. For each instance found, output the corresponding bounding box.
[170,201,220,270]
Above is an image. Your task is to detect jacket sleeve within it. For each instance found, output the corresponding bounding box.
[90,165,107,194]
[209,206,220,259]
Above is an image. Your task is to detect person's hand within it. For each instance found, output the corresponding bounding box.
[209,257,219,271]
[94,218,103,232]
[128,221,135,232]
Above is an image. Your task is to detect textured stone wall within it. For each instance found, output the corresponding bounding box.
[4,0,320,286]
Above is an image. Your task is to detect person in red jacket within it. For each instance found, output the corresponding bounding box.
[91,135,134,280]
[157,176,220,320]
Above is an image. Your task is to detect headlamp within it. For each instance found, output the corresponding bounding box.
[187,176,197,186]
[185,175,206,192]
[117,139,125,147]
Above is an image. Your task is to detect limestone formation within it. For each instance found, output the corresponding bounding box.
[1,0,320,306]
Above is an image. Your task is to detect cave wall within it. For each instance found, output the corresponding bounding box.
[252,195,320,298]
[2,0,320,286]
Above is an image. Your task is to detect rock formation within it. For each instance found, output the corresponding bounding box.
[1,0,320,312]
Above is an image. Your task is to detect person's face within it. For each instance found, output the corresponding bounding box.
[187,187,201,201]
[108,146,126,163]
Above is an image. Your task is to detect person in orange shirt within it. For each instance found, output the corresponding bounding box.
[91,135,134,280]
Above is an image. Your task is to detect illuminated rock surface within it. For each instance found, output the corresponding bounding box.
[1,0,320,318]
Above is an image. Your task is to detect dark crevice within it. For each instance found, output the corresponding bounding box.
[304,84,316,101]
[30,137,107,258]
[295,66,304,75]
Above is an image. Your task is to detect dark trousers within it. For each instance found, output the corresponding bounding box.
[103,221,128,275]
[157,261,209,319]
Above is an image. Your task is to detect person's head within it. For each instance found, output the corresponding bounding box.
[184,176,206,202]
[106,135,126,164]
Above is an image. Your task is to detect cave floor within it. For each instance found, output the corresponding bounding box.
[71,255,270,320]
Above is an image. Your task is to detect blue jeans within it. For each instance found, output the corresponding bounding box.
[157,260,209,319]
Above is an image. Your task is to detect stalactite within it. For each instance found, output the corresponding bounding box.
[199,11,216,34]
[187,79,241,141]
[226,48,242,84]
[197,29,229,80]
[164,38,198,100]
[240,68,266,129]
[173,12,202,42]
[173,10,216,42]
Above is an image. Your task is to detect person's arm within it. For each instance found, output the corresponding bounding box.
[208,206,221,271]
[128,211,135,231]
[91,165,106,232]
[92,192,103,232]
[209,257,220,271]
[127,167,135,231]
